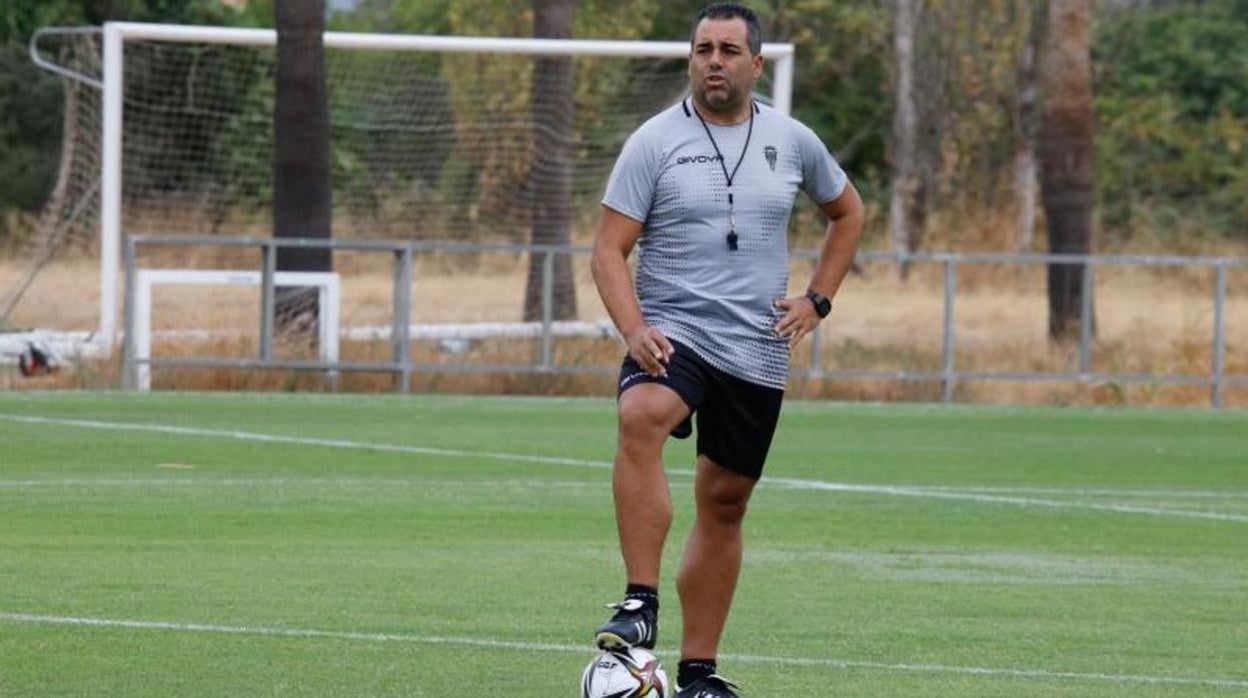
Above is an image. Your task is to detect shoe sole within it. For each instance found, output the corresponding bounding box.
[594,630,630,651]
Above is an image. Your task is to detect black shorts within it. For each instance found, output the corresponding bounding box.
[617,339,784,480]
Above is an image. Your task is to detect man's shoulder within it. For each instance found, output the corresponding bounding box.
[628,100,695,143]
[755,102,817,140]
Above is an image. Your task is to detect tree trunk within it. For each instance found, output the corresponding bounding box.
[1039,0,1095,341]
[274,0,332,335]
[1013,0,1044,253]
[888,0,922,279]
[523,0,577,322]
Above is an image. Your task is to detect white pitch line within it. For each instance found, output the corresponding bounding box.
[762,477,1248,523]
[916,485,1248,500]
[2,413,1244,523]
[0,478,1241,522]
[0,477,609,489]
[0,413,612,471]
[2,612,1246,690]
[0,477,1239,508]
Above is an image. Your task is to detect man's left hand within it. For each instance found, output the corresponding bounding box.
[773,295,822,348]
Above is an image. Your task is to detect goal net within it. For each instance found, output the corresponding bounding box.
[11,23,793,357]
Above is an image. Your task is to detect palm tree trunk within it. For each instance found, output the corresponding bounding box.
[1039,0,1095,341]
[1013,0,1044,253]
[523,0,577,322]
[888,0,922,279]
[274,0,332,335]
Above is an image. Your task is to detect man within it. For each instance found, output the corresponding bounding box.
[589,3,863,696]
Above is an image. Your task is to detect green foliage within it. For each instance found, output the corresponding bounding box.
[374,0,454,34]
[382,0,666,238]
[2,0,245,41]
[1094,0,1248,240]
[0,2,83,238]
[5,0,1248,247]
[936,0,1042,209]
[0,43,62,213]
[0,0,252,242]
[0,1,85,44]
[773,1,890,189]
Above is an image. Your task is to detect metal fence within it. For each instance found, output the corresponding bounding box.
[122,234,1247,407]
[796,248,1246,408]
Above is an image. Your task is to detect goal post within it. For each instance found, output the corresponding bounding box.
[32,22,796,355]
[129,268,340,391]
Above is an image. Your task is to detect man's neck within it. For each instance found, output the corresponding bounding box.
[691,96,752,126]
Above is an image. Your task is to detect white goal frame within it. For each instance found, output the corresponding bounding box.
[91,22,796,353]
[132,269,340,391]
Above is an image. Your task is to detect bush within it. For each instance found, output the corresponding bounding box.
[1094,0,1248,241]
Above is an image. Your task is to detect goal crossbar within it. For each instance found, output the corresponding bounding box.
[102,21,797,60]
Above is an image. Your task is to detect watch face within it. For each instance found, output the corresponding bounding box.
[807,292,831,318]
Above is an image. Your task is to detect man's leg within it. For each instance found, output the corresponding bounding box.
[676,455,757,660]
[612,382,690,586]
[596,382,691,650]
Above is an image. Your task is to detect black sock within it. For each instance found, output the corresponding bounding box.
[677,659,716,687]
[625,583,659,609]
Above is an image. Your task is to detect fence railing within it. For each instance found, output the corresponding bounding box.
[122,234,1247,407]
[796,248,1246,407]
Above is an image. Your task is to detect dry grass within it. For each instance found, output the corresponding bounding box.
[2,254,1245,407]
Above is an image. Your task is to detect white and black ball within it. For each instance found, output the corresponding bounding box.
[580,647,668,698]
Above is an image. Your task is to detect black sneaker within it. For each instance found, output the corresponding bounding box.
[594,598,657,650]
[675,674,740,697]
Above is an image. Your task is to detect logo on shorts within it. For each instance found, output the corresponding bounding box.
[620,371,650,389]
[764,145,778,171]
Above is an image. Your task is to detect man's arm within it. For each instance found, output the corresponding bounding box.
[774,181,865,346]
[590,205,675,377]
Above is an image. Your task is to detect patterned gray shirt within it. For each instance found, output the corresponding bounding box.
[602,99,848,389]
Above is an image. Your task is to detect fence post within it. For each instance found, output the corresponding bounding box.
[809,257,823,379]
[259,241,276,362]
[941,257,957,403]
[394,245,413,393]
[1079,260,1094,374]
[121,235,137,390]
[540,250,554,370]
[1212,262,1227,409]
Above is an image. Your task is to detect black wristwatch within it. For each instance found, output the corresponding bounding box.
[805,290,832,319]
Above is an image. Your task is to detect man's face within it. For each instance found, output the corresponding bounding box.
[688,17,764,115]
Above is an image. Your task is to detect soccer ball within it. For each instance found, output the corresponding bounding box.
[581,648,668,697]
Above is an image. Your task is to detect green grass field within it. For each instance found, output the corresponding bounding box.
[1,392,1246,696]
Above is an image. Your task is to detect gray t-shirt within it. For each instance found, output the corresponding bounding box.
[602,99,848,389]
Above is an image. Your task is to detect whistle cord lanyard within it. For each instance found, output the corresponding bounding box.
[692,99,755,251]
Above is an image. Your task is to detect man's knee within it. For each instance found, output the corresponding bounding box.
[697,466,754,525]
[617,387,685,447]
[704,489,749,525]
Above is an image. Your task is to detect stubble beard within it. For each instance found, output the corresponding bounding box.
[693,81,746,119]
